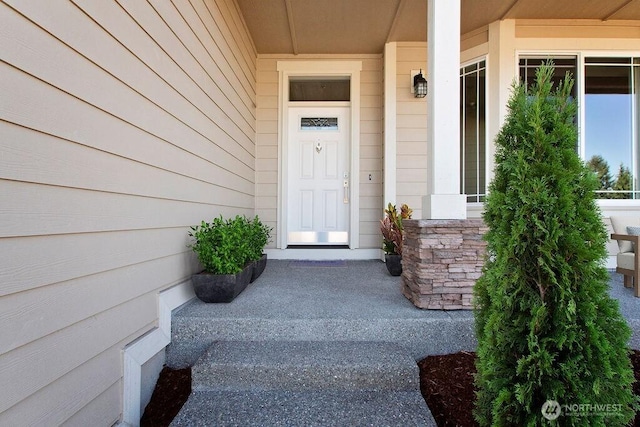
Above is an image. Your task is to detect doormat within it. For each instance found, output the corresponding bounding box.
[289,260,348,268]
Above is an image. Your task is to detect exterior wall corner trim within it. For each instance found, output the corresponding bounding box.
[119,282,195,426]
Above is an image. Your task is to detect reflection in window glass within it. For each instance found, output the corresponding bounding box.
[517,55,640,200]
[585,58,639,199]
[519,57,577,99]
[460,60,486,203]
[290,79,350,102]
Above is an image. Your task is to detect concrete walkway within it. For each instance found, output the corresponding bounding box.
[166,260,640,426]
[607,272,640,347]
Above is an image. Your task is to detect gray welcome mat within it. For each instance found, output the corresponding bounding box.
[288,260,348,268]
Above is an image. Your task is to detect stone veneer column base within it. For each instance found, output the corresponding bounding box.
[401,219,487,310]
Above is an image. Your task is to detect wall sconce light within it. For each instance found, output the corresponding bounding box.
[411,69,428,98]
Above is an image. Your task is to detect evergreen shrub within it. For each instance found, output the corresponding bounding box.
[474,63,637,426]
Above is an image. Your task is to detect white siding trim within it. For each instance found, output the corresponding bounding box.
[120,282,194,427]
[487,20,517,187]
[384,42,398,208]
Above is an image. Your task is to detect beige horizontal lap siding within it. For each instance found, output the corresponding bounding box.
[0,0,256,424]
[359,57,384,248]
[514,19,640,52]
[396,43,428,219]
[516,19,640,39]
[255,59,278,239]
[255,54,383,249]
[461,26,489,53]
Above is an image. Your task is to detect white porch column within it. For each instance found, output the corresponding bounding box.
[423,0,466,219]
[383,42,397,208]
[487,20,516,186]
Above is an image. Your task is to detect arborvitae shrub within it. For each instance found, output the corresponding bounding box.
[473,63,637,426]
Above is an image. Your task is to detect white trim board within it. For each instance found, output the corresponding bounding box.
[119,281,195,426]
[383,42,397,206]
[266,248,381,260]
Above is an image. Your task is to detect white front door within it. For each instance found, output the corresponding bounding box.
[287,107,350,245]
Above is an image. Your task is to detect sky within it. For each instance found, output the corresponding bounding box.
[584,93,634,176]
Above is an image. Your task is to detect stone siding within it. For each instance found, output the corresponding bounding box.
[401,219,487,310]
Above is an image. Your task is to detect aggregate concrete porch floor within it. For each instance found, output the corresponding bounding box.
[168,260,475,367]
[178,260,461,320]
[168,260,640,368]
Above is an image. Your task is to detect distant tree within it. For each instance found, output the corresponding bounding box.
[474,63,637,426]
[586,155,613,198]
[611,163,633,199]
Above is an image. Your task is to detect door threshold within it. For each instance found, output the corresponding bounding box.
[266,248,381,260]
[287,245,350,249]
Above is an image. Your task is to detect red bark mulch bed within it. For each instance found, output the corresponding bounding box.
[419,350,640,427]
[140,367,191,427]
[419,351,477,426]
[141,351,640,427]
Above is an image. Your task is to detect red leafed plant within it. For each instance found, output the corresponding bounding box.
[380,203,413,255]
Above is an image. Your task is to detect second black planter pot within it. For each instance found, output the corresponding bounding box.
[385,254,403,276]
[250,254,267,283]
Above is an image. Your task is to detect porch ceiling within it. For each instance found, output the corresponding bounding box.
[236,0,640,55]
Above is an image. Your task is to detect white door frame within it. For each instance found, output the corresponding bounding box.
[277,61,362,249]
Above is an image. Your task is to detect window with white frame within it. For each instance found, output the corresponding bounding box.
[460,60,487,202]
[519,55,640,199]
[584,57,640,199]
[519,57,577,98]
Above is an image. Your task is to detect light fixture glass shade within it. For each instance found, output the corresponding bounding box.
[413,71,427,98]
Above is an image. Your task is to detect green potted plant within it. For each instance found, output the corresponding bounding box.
[188,215,254,303]
[247,215,272,282]
[380,203,412,276]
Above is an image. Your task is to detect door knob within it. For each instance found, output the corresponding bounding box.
[315,142,322,153]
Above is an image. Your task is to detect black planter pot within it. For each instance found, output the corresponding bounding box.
[192,262,253,303]
[385,254,403,276]
[250,254,268,283]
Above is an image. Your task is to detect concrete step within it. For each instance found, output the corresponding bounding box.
[192,341,420,392]
[166,314,476,369]
[165,260,477,369]
[170,390,436,427]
